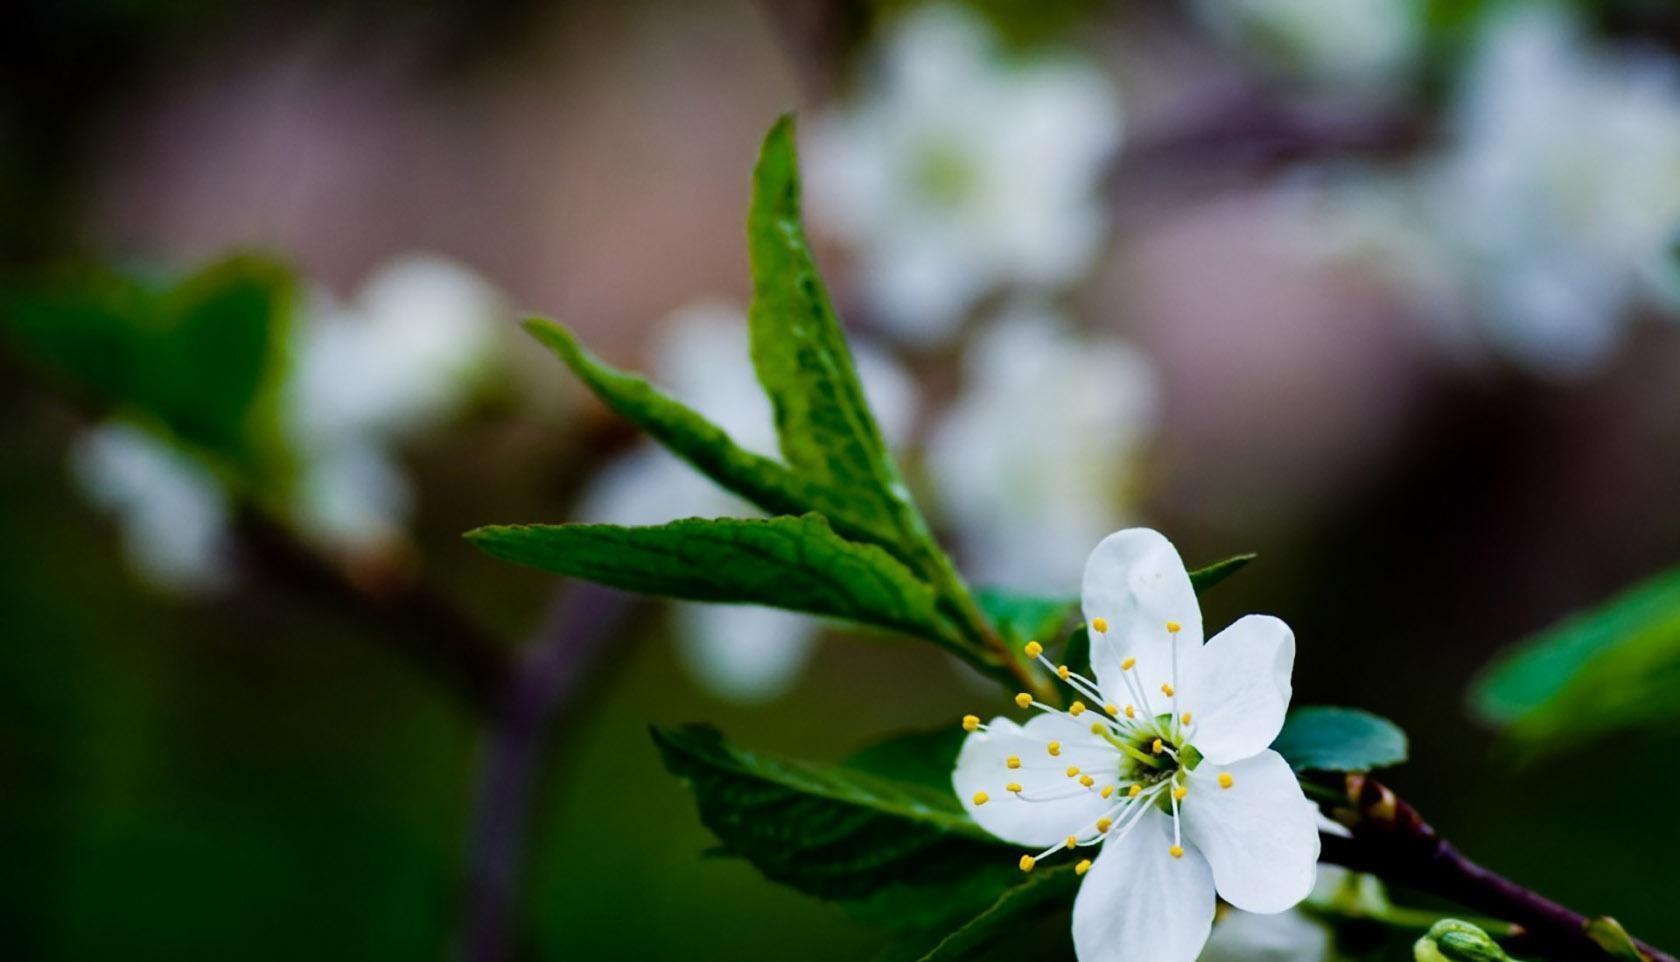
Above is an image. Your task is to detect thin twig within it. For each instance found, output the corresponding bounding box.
[458,582,632,962]
[1320,775,1673,962]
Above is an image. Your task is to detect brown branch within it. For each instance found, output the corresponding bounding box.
[233,507,511,715]
[1319,775,1672,962]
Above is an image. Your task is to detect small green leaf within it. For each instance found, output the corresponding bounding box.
[4,256,294,474]
[1471,564,1680,751]
[466,514,961,645]
[1188,553,1256,594]
[1272,706,1408,773]
[905,864,1081,962]
[1584,917,1650,962]
[975,590,1076,649]
[746,116,948,580]
[653,725,1015,930]
[844,727,966,791]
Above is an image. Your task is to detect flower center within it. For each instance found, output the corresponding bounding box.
[968,620,1215,872]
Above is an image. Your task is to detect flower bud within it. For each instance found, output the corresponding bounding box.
[1414,921,1513,962]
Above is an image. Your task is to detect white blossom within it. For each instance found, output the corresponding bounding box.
[68,421,232,593]
[579,301,916,702]
[954,528,1319,962]
[926,307,1158,594]
[1426,5,1680,374]
[805,4,1122,344]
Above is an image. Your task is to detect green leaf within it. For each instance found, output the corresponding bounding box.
[975,590,1075,650]
[1272,706,1408,773]
[746,116,943,574]
[1470,564,1680,750]
[465,514,961,645]
[1188,553,1256,594]
[3,256,294,474]
[904,865,1081,962]
[653,725,1016,931]
[845,727,966,792]
[1584,917,1651,962]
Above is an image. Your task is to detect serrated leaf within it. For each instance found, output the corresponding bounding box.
[466,514,961,645]
[3,256,293,474]
[522,316,907,552]
[1271,706,1408,773]
[653,725,1016,931]
[1471,564,1680,751]
[747,116,944,574]
[1188,553,1256,594]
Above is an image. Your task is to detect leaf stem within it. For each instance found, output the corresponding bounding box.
[1319,775,1673,962]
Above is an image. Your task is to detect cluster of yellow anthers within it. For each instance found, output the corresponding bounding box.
[960,620,1234,873]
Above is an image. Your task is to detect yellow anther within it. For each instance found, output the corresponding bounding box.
[1151,738,1164,754]
[1069,701,1087,716]
[1120,657,1136,671]
[1025,640,1044,659]
[1100,785,1115,799]
[973,791,990,806]
[1015,692,1033,709]
[1125,705,1136,719]
[962,715,980,732]
[1218,773,1234,790]
[1096,817,1113,833]
[1006,755,1021,769]
[1065,766,1081,778]
[1047,741,1062,756]
[1089,722,1105,735]
[1075,859,1093,876]
[1019,855,1036,872]
[1169,845,1184,859]
[1104,703,1120,716]
[1161,683,1176,697]
[1066,835,1079,850]
[1181,712,1193,725]
[1092,617,1108,633]
[1057,665,1070,680]
[1173,785,1188,801]
[1129,784,1143,797]
[1006,781,1023,793]
[1166,620,1182,633]
[1080,774,1095,787]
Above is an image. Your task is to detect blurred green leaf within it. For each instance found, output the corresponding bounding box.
[747,116,950,581]
[1471,564,1680,751]
[653,725,1017,931]
[845,727,966,791]
[1272,706,1408,772]
[1189,553,1256,594]
[3,256,293,474]
[466,514,962,645]
[975,590,1075,650]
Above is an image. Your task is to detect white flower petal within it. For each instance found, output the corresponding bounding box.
[1182,615,1294,764]
[1073,808,1216,962]
[953,714,1117,848]
[1081,528,1204,706]
[1183,750,1320,914]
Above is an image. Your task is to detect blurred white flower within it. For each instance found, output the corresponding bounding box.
[284,254,502,550]
[580,301,916,702]
[1428,6,1680,374]
[926,307,1157,595]
[69,421,232,593]
[805,4,1123,344]
[1198,905,1331,962]
[1196,0,1422,94]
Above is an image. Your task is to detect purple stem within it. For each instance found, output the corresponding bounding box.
[458,582,631,962]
